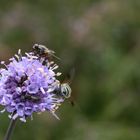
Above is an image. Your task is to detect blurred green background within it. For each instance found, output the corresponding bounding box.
[0,0,140,140]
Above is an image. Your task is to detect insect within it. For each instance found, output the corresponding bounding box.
[32,44,60,61]
[56,83,72,99]
[54,68,75,105]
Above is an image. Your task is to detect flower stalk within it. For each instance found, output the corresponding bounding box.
[4,118,17,140]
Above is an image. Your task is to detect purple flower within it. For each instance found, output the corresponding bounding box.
[0,49,64,122]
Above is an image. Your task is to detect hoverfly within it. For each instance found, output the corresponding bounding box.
[32,44,60,61]
[54,68,75,105]
[55,82,72,99]
[32,44,75,104]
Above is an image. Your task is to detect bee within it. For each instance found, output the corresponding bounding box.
[32,44,60,61]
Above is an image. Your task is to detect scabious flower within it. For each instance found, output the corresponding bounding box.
[0,49,64,122]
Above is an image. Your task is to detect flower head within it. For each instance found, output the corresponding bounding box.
[0,48,64,122]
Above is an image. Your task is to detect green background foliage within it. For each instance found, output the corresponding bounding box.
[0,0,140,140]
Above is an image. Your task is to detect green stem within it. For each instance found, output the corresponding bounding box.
[4,118,17,140]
